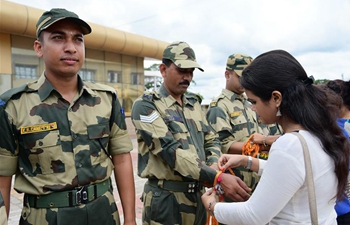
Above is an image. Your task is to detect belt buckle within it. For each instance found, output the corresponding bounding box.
[75,185,88,205]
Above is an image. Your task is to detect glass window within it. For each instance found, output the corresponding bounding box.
[80,69,95,82]
[108,70,122,83]
[131,73,139,85]
[15,64,37,79]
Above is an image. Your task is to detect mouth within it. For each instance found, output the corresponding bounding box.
[61,57,79,64]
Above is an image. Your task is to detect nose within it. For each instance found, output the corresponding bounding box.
[64,39,77,53]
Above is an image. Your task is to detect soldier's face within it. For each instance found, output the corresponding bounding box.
[245,89,277,124]
[34,20,85,79]
[161,63,194,98]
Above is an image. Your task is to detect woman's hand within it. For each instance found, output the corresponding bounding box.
[218,154,246,170]
[201,189,217,211]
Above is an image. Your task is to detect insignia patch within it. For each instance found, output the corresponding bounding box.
[20,122,58,135]
[140,111,159,123]
[120,108,125,116]
[230,111,242,117]
[210,102,217,107]
[0,99,5,106]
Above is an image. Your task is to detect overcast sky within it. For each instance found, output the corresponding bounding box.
[8,0,350,102]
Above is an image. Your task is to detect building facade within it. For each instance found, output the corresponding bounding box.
[0,0,169,115]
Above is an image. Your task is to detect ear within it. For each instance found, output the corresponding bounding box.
[33,40,43,58]
[271,90,282,106]
[224,70,230,80]
[159,63,167,78]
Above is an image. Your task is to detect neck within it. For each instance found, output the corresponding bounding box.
[279,117,305,133]
[45,73,78,103]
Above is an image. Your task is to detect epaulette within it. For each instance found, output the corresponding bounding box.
[185,92,202,104]
[0,84,28,108]
[142,91,154,102]
[85,82,118,96]
[209,93,225,107]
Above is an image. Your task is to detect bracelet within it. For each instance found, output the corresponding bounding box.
[245,156,252,170]
[208,200,216,216]
[262,134,268,147]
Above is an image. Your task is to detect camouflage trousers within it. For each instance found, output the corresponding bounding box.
[20,190,120,225]
[0,191,7,225]
[141,181,207,225]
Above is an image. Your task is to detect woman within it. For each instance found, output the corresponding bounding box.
[322,80,350,224]
[201,50,349,224]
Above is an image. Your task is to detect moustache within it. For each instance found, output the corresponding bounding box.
[179,80,190,86]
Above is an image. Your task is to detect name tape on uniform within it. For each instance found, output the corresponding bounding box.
[20,122,58,134]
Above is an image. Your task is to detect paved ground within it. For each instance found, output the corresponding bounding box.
[8,117,146,225]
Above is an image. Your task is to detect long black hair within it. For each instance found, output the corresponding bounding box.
[240,50,349,199]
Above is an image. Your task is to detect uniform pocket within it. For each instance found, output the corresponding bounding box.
[20,129,62,175]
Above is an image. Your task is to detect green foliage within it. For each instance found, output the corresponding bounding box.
[314,79,329,85]
[144,63,161,71]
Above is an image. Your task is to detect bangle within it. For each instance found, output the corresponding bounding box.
[208,200,216,216]
[262,134,268,147]
[245,156,252,170]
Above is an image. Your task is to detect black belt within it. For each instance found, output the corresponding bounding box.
[25,179,110,208]
[148,179,203,193]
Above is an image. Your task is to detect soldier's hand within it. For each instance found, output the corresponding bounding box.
[220,173,251,202]
[209,163,219,171]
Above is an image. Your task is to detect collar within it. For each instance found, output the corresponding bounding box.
[158,84,193,107]
[30,72,89,102]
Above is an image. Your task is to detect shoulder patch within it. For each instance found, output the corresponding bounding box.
[142,92,154,102]
[210,101,217,107]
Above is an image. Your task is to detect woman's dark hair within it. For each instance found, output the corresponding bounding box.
[240,49,349,199]
[328,79,350,111]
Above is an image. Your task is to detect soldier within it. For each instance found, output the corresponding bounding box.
[0,8,136,225]
[206,54,281,192]
[131,41,251,225]
[0,192,6,225]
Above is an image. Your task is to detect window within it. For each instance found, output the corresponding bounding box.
[15,64,37,79]
[131,73,140,85]
[79,69,95,82]
[108,70,122,83]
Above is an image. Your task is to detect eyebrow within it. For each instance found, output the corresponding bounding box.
[50,30,84,37]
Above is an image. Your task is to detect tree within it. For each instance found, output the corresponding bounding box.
[314,79,329,85]
[144,63,161,71]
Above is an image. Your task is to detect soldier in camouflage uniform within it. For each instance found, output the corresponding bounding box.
[0,8,136,225]
[131,41,251,225]
[206,54,281,193]
[0,191,7,225]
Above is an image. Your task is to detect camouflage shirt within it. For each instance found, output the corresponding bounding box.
[206,89,266,153]
[0,73,132,195]
[131,84,221,184]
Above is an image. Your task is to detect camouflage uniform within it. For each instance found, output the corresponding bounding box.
[206,54,282,193]
[0,191,7,225]
[131,41,221,225]
[0,74,133,225]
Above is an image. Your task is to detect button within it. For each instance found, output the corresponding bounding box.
[38,141,43,146]
[69,108,72,112]
[78,163,82,168]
